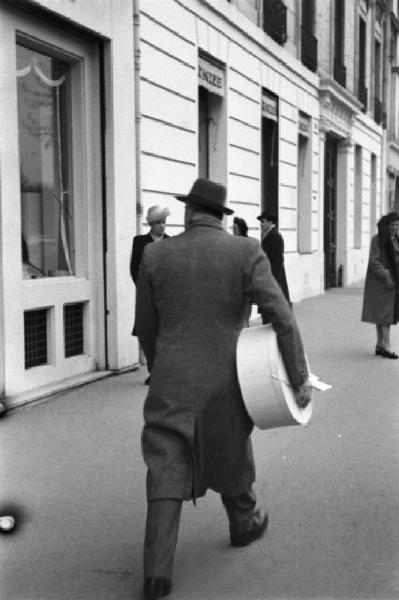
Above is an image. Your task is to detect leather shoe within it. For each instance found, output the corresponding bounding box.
[376,347,398,359]
[143,577,172,600]
[230,509,269,547]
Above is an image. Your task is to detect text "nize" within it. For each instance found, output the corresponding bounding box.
[199,66,222,88]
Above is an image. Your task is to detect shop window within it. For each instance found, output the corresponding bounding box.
[64,302,85,358]
[24,308,49,368]
[17,44,74,279]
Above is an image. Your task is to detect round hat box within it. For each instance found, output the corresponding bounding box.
[236,324,312,430]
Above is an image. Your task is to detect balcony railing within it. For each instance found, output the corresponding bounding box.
[263,0,287,45]
[333,57,346,88]
[374,97,382,125]
[358,82,368,111]
[301,26,318,73]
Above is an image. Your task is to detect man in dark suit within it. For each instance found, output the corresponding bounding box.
[135,178,311,600]
[130,205,170,285]
[130,205,170,384]
[258,211,291,303]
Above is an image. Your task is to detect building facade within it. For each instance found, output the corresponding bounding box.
[138,0,322,300]
[0,0,138,406]
[384,0,399,212]
[137,0,393,293]
[317,0,387,287]
[0,0,396,405]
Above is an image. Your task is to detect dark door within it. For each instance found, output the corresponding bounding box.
[198,86,209,179]
[261,117,279,215]
[324,135,338,289]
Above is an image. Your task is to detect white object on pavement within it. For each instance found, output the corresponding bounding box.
[0,516,15,532]
[308,372,332,392]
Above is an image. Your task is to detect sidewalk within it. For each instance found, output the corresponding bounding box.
[1,284,399,600]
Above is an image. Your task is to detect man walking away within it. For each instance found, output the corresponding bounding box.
[136,178,311,600]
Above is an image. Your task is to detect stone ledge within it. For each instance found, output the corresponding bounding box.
[3,365,139,411]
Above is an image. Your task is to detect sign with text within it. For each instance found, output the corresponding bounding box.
[299,112,311,137]
[198,57,224,97]
[261,92,278,121]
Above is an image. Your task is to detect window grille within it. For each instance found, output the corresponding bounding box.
[24,309,48,369]
[64,303,85,358]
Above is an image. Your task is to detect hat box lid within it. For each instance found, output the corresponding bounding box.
[236,324,312,430]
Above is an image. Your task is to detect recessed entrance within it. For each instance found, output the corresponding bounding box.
[324,134,338,289]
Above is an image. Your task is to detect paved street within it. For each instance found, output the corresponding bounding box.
[1,284,399,600]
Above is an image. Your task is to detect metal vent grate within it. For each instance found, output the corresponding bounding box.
[24,309,48,369]
[64,303,85,358]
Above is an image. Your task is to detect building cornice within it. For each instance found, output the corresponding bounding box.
[318,75,361,138]
[319,75,363,116]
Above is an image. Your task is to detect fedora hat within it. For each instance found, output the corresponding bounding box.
[257,211,277,223]
[175,178,234,215]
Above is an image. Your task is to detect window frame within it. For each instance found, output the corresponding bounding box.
[16,31,88,281]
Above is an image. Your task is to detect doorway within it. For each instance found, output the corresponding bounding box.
[198,83,226,183]
[261,117,279,215]
[324,135,338,289]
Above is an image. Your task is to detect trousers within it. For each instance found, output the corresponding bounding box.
[143,488,257,579]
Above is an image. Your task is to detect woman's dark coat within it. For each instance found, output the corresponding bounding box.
[362,234,399,325]
[261,228,290,303]
[135,216,308,501]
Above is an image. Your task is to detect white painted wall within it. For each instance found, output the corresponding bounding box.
[139,0,321,302]
[345,113,384,285]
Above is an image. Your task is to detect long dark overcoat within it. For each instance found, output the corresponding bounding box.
[130,232,170,336]
[130,232,170,285]
[136,215,308,501]
[261,228,290,303]
[361,234,398,325]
